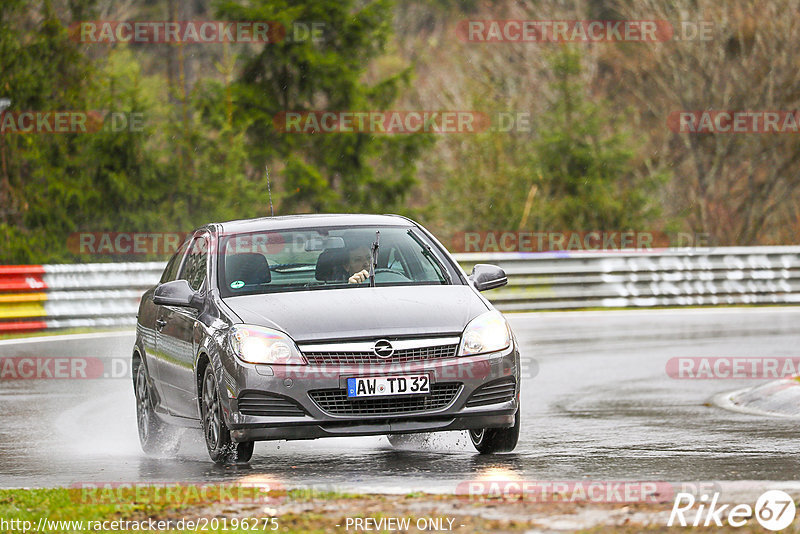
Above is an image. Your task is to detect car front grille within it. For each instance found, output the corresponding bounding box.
[308,383,462,416]
[465,377,516,407]
[237,391,307,417]
[303,343,459,366]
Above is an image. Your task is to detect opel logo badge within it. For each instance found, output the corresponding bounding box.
[373,339,395,359]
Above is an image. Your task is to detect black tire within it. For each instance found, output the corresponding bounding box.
[469,407,520,454]
[135,362,181,456]
[201,365,254,464]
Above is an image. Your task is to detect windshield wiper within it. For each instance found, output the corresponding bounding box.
[369,230,380,287]
[407,229,451,284]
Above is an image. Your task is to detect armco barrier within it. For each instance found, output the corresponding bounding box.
[0,263,165,332]
[457,247,800,311]
[0,247,798,332]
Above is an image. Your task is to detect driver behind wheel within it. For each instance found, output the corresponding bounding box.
[344,245,371,284]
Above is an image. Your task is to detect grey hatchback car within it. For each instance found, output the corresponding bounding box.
[133,214,521,464]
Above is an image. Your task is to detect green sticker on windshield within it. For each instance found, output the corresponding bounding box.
[230,280,245,289]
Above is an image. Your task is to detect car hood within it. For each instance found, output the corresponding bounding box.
[222,285,489,342]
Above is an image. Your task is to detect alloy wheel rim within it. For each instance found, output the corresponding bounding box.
[203,372,221,450]
[136,367,150,442]
[470,429,484,443]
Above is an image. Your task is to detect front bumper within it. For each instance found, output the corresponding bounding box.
[219,345,520,443]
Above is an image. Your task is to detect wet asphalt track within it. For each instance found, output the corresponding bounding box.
[1,307,799,492]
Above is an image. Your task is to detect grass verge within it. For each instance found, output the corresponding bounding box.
[0,487,779,533]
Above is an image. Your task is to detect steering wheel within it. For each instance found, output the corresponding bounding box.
[373,268,411,282]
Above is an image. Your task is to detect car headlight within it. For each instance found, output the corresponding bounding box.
[458,310,512,356]
[229,325,307,365]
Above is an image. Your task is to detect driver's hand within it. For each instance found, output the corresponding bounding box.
[348,270,369,284]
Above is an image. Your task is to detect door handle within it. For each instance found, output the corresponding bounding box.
[155,319,167,330]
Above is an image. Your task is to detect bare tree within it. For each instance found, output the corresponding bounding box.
[612,0,800,245]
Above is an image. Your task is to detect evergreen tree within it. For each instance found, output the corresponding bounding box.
[215,0,431,213]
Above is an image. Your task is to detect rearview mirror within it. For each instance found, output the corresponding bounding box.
[469,264,508,291]
[154,280,203,308]
[305,236,345,252]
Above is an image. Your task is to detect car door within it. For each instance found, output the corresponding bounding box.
[155,233,208,419]
[145,238,190,405]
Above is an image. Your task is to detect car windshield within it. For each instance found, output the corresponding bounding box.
[218,225,455,296]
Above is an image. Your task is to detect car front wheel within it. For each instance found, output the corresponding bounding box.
[469,407,520,454]
[201,365,254,464]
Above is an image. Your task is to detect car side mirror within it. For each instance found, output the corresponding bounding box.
[154,280,203,308]
[469,264,508,291]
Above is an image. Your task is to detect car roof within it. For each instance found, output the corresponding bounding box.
[211,213,415,234]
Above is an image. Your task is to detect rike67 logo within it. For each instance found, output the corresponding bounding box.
[669,490,796,530]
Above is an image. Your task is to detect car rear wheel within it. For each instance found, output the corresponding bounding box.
[201,365,254,464]
[469,407,520,454]
[135,363,181,456]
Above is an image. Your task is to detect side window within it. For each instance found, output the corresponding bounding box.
[181,236,208,291]
[160,239,190,283]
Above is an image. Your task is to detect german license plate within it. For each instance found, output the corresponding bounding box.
[347,374,430,398]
